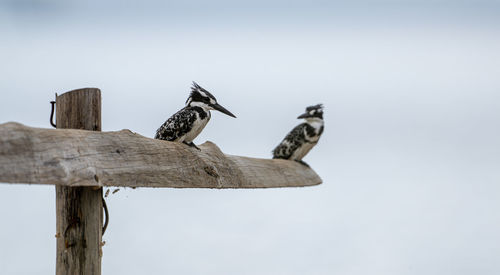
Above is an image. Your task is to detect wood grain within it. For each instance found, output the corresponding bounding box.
[54,88,102,275]
[0,123,322,188]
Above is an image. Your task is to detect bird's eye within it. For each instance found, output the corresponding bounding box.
[206,98,216,105]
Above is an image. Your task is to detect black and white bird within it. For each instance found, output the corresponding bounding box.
[272,104,324,167]
[154,82,236,149]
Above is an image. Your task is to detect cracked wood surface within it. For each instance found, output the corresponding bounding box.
[0,122,322,188]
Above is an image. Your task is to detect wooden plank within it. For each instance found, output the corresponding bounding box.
[0,122,322,188]
[54,88,103,275]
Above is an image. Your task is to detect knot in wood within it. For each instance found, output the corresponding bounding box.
[203,166,219,178]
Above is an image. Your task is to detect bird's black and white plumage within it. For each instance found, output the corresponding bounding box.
[272,104,324,166]
[154,82,236,149]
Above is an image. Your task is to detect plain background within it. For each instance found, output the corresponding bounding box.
[1,1,499,274]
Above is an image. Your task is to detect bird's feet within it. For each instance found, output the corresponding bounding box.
[295,160,310,167]
[183,141,201,151]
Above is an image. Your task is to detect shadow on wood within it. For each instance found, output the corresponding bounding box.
[0,122,322,188]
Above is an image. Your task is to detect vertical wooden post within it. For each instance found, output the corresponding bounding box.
[55,88,103,275]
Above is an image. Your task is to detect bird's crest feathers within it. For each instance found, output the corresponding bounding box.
[186,81,217,105]
[306,104,324,113]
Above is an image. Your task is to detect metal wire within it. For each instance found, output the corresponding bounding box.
[50,100,57,128]
[102,197,109,236]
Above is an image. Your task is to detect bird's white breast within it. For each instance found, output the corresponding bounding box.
[291,141,315,160]
[305,118,324,142]
[182,111,210,143]
[291,118,323,160]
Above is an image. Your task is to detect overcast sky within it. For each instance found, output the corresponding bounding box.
[1,1,499,274]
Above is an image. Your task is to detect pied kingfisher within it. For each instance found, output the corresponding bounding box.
[272,104,324,167]
[154,82,236,149]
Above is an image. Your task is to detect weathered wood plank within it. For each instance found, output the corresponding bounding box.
[0,122,322,188]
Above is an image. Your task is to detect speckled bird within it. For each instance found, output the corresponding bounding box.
[272,104,324,167]
[154,82,236,149]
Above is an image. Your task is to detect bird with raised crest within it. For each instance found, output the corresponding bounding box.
[272,104,324,167]
[154,82,236,150]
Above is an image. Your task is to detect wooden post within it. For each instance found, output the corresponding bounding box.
[55,88,103,275]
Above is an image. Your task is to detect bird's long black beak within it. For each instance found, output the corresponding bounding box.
[212,103,236,118]
[297,112,309,119]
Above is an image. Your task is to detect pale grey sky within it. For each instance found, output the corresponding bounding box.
[1,1,499,274]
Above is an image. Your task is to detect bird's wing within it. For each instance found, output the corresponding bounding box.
[272,123,308,159]
[154,107,197,141]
